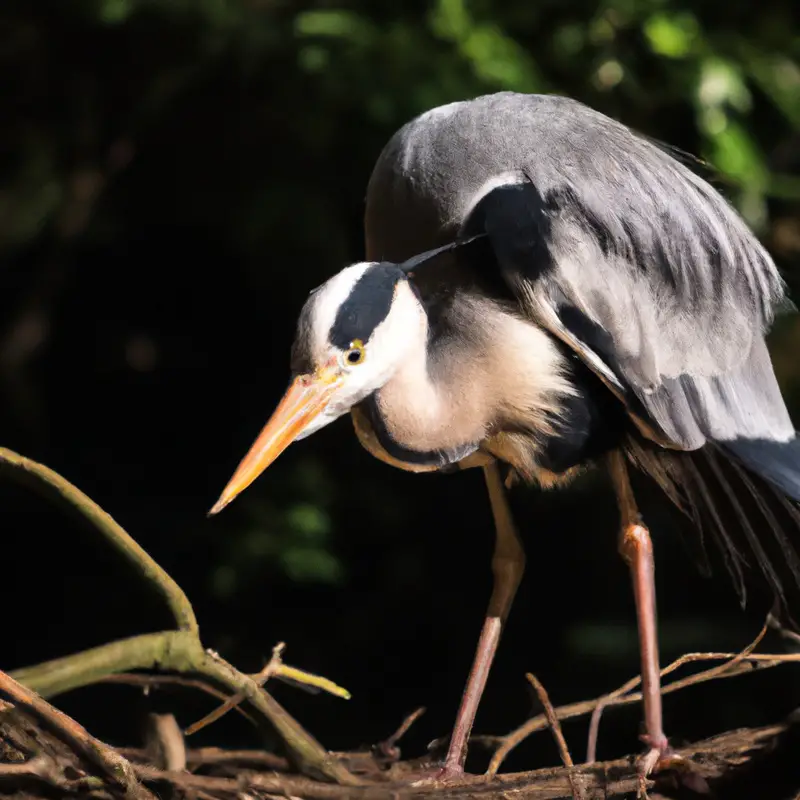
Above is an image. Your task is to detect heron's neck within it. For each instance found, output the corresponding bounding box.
[375,325,486,455]
[373,295,576,460]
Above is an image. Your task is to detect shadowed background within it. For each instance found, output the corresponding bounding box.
[2,0,800,778]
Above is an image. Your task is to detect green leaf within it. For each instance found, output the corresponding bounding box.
[745,54,800,128]
[280,547,344,584]
[99,0,133,24]
[643,12,699,59]
[285,503,331,543]
[697,58,751,113]
[294,10,374,43]
[430,0,471,40]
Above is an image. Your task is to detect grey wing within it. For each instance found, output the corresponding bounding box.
[470,158,794,451]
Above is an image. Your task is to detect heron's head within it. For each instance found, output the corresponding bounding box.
[209,261,424,514]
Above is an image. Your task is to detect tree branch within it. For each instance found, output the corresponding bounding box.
[1,446,358,785]
[10,632,201,698]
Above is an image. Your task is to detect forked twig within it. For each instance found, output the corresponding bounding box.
[185,643,287,736]
[586,619,769,762]
[185,642,350,737]
[487,619,795,776]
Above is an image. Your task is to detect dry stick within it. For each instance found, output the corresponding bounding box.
[143,712,186,772]
[0,755,59,782]
[586,619,769,763]
[486,649,795,776]
[526,673,586,800]
[118,746,290,772]
[185,642,286,736]
[380,707,426,756]
[0,446,357,786]
[0,669,155,800]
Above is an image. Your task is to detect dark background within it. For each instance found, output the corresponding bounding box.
[2,0,800,779]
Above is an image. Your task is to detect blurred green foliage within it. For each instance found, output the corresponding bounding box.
[1,0,798,594]
[211,459,344,597]
[2,0,799,257]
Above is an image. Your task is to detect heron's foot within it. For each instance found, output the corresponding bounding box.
[408,760,467,786]
[637,735,710,797]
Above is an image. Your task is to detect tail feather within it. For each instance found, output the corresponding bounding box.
[723,437,800,503]
[682,453,747,599]
[725,452,800,585]
[703,446,788,605]
[625,434,800,617]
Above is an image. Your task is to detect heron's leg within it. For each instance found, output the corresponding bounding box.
[440,460,526,775]
[607,451,671,777]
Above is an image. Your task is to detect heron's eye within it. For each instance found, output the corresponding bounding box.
[343,340,365,366]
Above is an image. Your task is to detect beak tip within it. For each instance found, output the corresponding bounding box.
[208,497,229,516]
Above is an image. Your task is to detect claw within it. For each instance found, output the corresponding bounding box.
[409,761,467,786]
[637,738,711,797]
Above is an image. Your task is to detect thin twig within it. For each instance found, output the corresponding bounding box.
[185,642,350,738]
[487,642,793,775]
[185,642,286,736]
[0,669,155,800]
[526,673,585,800]
[101,672,260,727]
[117,746,290,772]
[377,707,426,761]
[586,619,769,763]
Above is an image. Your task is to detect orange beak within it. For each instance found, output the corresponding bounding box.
[209,366,343,515]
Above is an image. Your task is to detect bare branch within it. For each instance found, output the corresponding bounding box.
[1,446,358,785]
[10,631,202,699]
[586,618,769,763]
[487,620,791,776]
[185,641,287,736]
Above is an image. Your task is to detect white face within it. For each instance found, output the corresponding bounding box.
[293,263,427,440]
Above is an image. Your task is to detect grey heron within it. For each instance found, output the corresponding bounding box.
[209,92,800,782]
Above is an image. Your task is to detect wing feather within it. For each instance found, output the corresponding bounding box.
[475,177,794,450]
